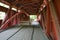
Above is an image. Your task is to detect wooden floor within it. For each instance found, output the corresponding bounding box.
[0,25,49,40]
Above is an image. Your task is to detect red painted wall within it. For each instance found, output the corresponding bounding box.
[53,0,60,24]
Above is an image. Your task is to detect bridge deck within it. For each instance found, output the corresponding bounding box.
[0,25,49,40]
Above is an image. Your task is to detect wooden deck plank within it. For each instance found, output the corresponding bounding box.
[9,27,33,40]
[0,26,22,40]
[33,27,49,40]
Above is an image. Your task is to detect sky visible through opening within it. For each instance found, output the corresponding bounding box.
[0,12,6,20]
[30,15,37,21]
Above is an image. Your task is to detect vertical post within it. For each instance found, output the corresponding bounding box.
[41,11,46,30]
[17,9,21,25]
[13,17,16,25]
[49,1,60,40]
[0,20,2,26]
[8,6,12,27]
[44,0,51,37]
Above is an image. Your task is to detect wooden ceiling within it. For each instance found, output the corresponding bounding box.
[0,0,43,15]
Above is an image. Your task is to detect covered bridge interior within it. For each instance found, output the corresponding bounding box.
[0,0,60,40]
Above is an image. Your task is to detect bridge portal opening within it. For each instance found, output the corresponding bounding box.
[30,15,37,21]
